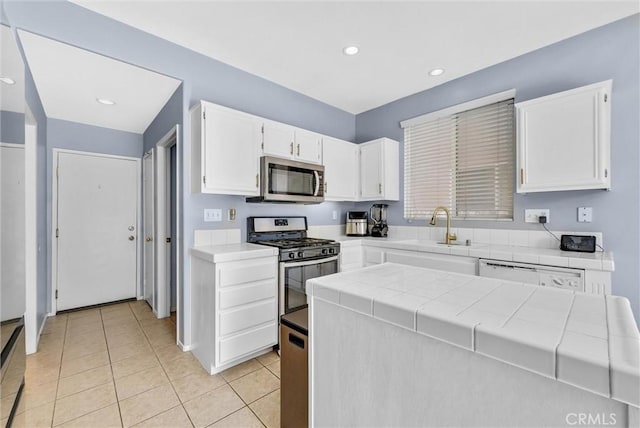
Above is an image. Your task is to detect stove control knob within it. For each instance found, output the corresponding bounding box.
[288,253,295,259]
[297,251,304,258]
[329,248,335,254]
[321,248,327,255]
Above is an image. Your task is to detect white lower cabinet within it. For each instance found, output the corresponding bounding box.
[191,255,278,374]
[384,249,478,275]
[339,245,364,272]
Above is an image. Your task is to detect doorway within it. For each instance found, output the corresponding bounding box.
[52,150,140,312]
[143,150,154,309]
[154,126,179,320]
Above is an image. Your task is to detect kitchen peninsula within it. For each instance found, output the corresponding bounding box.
[307,263,639,427]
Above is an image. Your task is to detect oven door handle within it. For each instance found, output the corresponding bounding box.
[280,255,339,268]
[313,170,320,197]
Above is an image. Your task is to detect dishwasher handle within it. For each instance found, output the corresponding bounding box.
[483,261,538,272]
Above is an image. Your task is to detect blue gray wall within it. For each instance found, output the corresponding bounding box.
[355,14,640,319]
[0,110,25,144]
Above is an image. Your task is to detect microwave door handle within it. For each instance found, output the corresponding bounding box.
[313,170,320,196]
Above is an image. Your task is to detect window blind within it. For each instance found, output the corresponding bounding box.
[404,98,514,220]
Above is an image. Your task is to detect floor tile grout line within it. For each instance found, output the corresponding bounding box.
[48,314,68,426]
[104,304,127,428]
[245,405,269,428]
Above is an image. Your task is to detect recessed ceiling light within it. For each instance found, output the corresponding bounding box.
[343,46,359,56]
[96,97,116,105]
[429,68,445,76]
[0,77,16,85]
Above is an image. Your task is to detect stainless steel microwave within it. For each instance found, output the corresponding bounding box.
[247,156,325,204]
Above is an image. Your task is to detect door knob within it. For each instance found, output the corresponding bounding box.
[128,225,135,231]
[145,236,153,242]
[128,236,135,241]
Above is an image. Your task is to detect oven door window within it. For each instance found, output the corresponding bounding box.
[269,164,316,196]
[283,258,338,313]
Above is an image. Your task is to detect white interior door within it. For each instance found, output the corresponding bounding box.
[1,144,25,321]
[143,151,154,307]
[55,151,139,311]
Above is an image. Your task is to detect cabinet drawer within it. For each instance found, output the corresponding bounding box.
[219,280,276,310]
[219,299,276,336]
[218,323,277,365]
[218,260,276,288]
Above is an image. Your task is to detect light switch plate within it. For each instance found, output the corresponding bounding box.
[204,209,222,222]
[578,207,593,223]
[525,209,550,224]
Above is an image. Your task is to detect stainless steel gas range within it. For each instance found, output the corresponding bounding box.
[247,216,340,316]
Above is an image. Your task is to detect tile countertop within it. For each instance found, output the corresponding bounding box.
[307,263,639,408]
[190,243,278,263]
[336,237,615,271]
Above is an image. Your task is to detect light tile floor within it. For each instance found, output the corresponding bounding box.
[9,300,280,428]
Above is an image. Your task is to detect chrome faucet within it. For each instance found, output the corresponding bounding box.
[429,206,457,245]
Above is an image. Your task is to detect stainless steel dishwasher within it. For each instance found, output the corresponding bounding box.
[280,307,308,428]
[479,259,585,292]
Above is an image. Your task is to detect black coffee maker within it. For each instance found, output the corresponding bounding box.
[369,204,389,237]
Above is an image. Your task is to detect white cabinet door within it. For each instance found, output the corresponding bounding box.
[517,80,611,193]
[295,129,322,164]
[323,137,359,201]
[359,138,399,201]
[360,141,382,200]
[192,102,261,195]
[263,120,295,160]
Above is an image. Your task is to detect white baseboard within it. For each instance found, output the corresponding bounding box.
[177,339,192,352]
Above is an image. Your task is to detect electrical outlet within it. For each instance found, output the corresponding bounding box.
[332,210,337,220]
[578,207,592,223]
[204,209,222,222]
[525,209,550,224]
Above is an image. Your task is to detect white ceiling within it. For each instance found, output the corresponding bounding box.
[1,25,25,114]
[71,0,639,114]
[18,30,181,134]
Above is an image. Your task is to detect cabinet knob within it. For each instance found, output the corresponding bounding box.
[324,182,327,193]
[297,144,300,156]
[520,168,524,185]
[128,236,135,241]
[290,142,294,155]
[256,174,259,188]
[379,183,382,194]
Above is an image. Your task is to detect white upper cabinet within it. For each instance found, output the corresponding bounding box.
[262,120,295,159]
[359,137,400,201]
[191,101,261,195]
[294,128,322,164]
[262,120,322,164]
[516,80,611,193]
[323,136,359,201]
